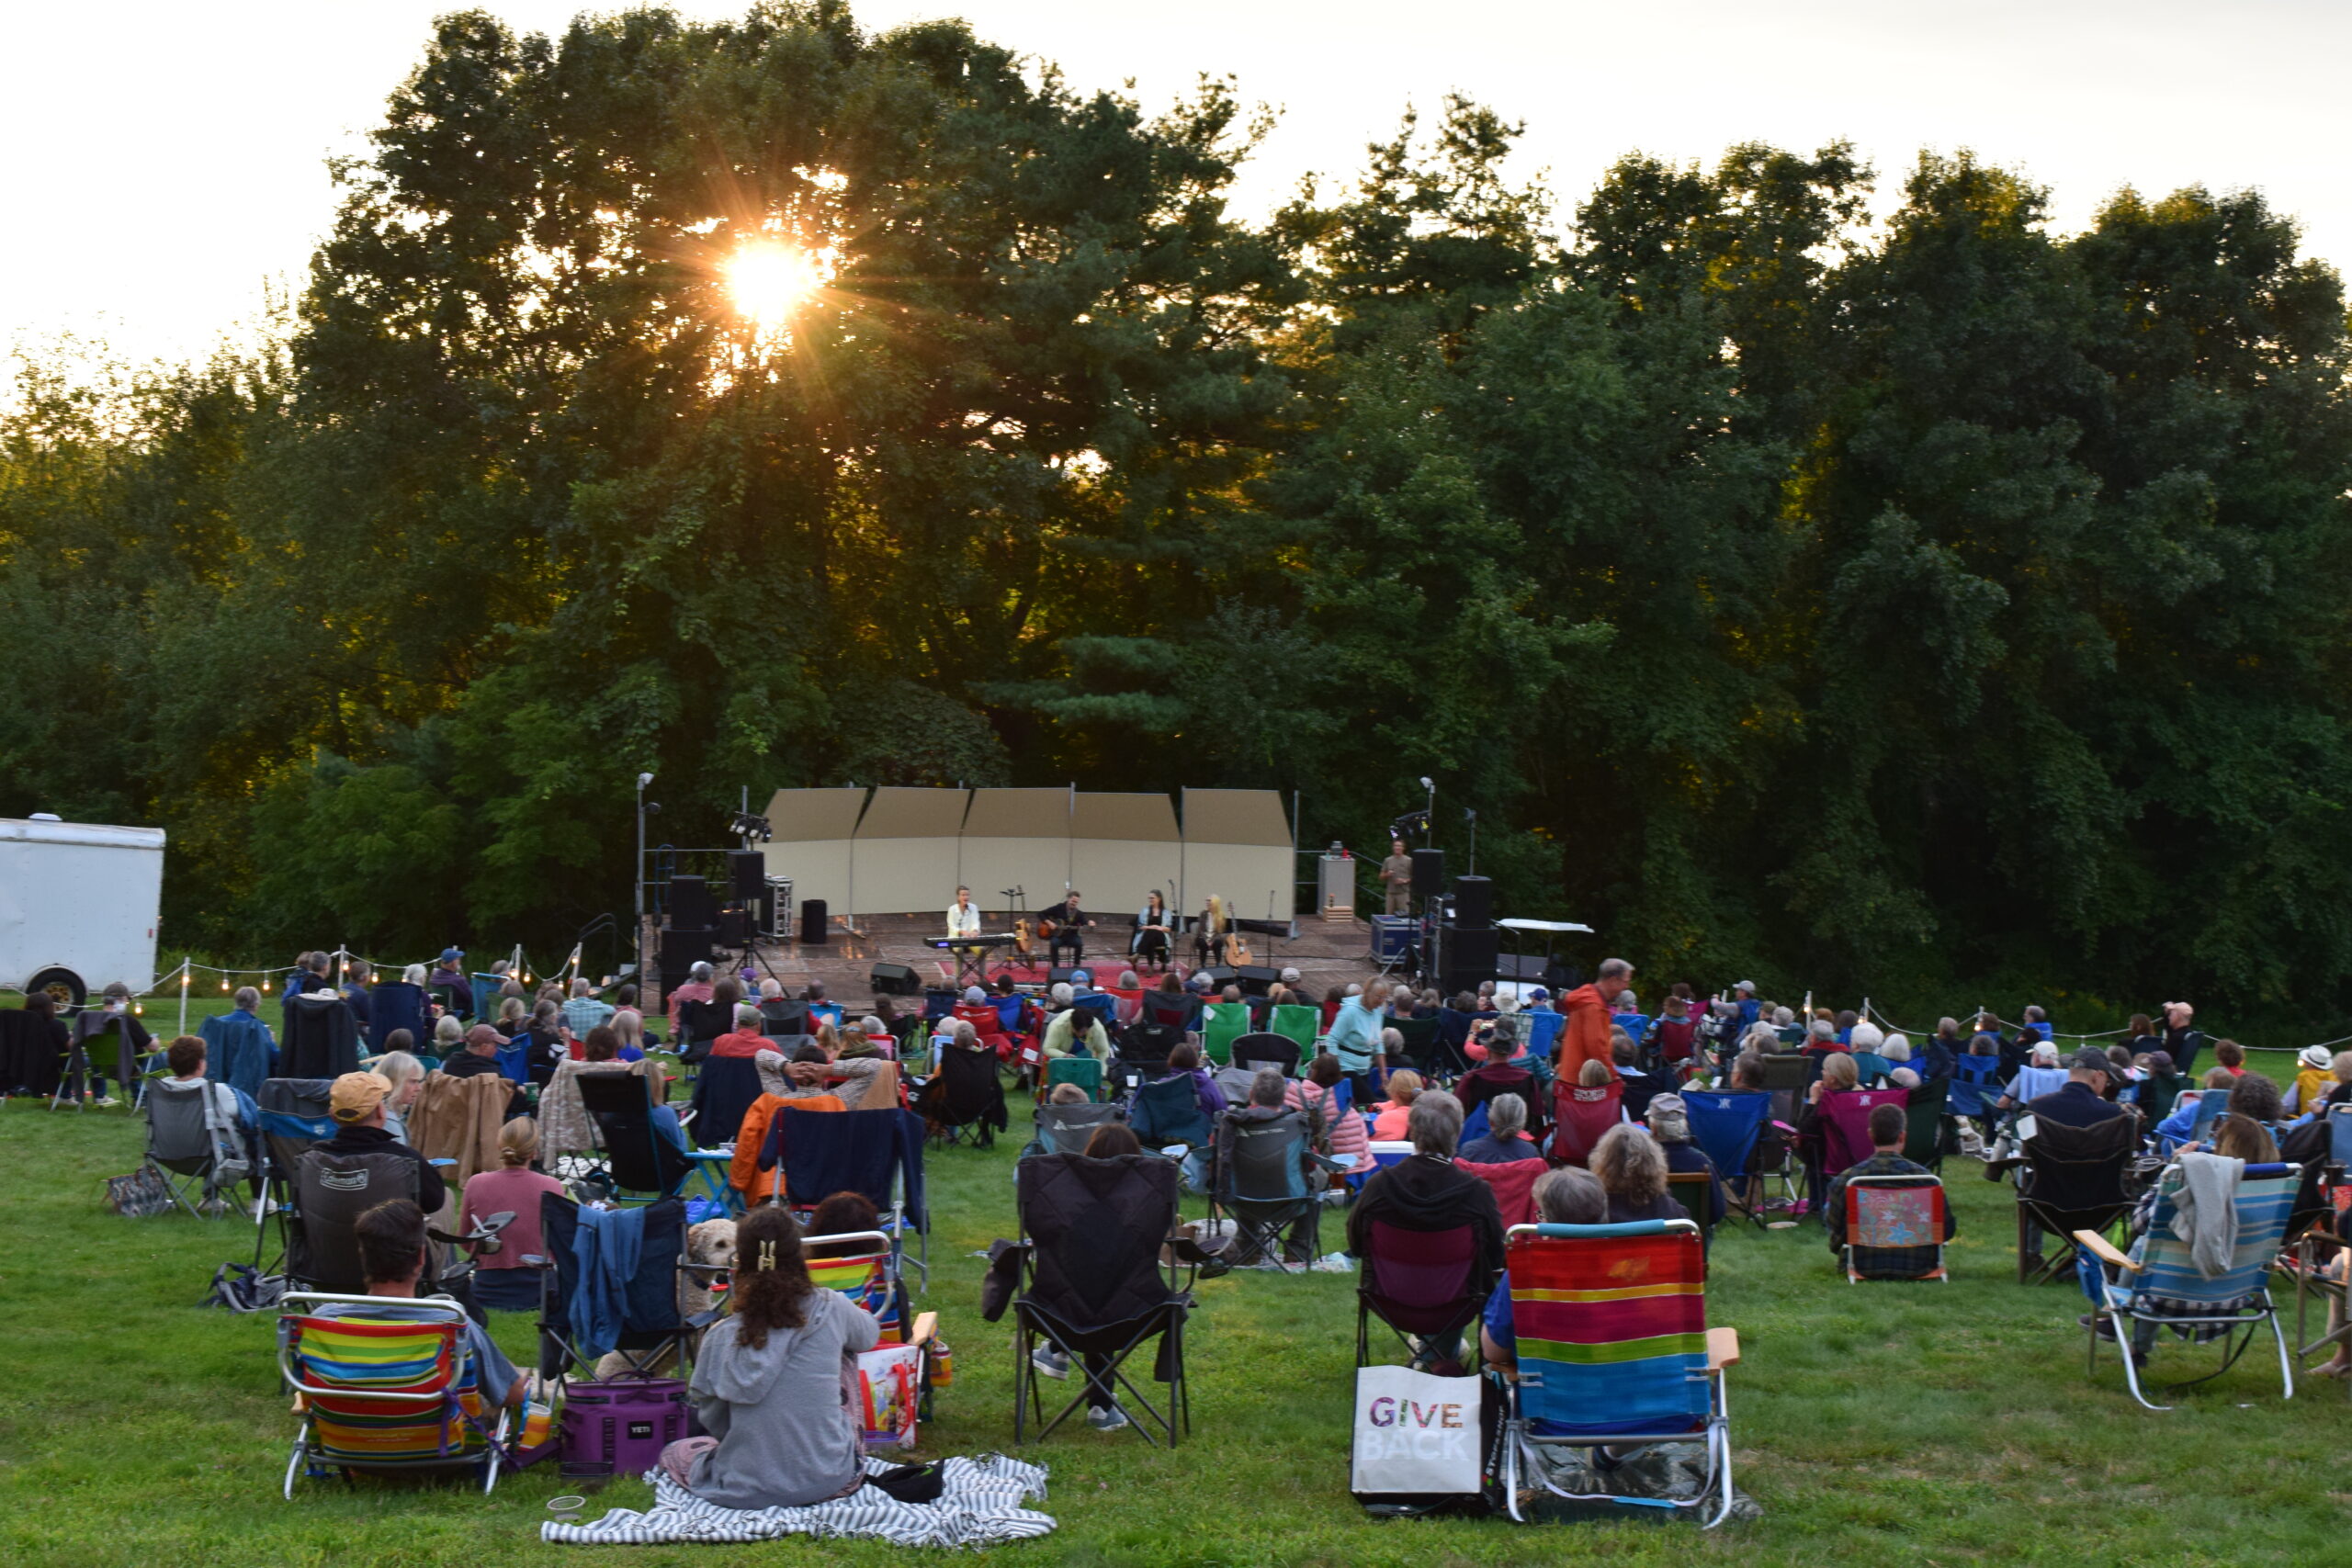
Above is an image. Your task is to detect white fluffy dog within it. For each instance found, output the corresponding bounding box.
[589,1215,738,1380]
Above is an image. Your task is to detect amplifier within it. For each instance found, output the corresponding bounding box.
[1371,916,1416,962]
[869,962,921,997]
[1234,964,1281,997]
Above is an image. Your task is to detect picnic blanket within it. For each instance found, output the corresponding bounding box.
[543,1454,1053,1548]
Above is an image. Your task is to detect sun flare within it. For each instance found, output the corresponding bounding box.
[723,239,821,328]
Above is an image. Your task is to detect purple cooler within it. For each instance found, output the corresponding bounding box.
[560,1377,689,1477]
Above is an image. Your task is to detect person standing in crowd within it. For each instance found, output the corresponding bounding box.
[2160,1001,2201,1075]
[339,958,373,1043]
[1380,837,1414,916]
[1323,978,1390,1102]
[1558,958,1634,1081]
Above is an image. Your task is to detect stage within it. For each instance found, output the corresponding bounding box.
[698,912,1405,1010]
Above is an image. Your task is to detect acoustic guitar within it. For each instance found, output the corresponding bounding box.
[1012,918,1034,958]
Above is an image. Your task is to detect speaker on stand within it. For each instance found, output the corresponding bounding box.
[1410,848,1447,901]
[798,897,829,946]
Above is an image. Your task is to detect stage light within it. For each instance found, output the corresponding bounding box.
[724,240,820,329]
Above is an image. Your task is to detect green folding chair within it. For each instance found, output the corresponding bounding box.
[1043,1055,1104,1103]
[1270,1004,1320,1055]
[1202,1003,1251,1066]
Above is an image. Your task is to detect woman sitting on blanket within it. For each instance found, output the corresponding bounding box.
[660,1205,880,1509]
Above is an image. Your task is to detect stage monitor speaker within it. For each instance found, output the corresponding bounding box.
[1050,966,1085,987]
[670,874,716,930]
[662,925,713,971]
[729,850,766,899]
[1451,874,1493,926]
[870,962,921,997]
[1235,964,1281,998]
[1197,966,1238,991]
[717,906,750,945]
[799,897,829,945]
[1410,847,1446,899]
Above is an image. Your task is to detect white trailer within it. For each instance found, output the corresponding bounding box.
[0,817,166,1007]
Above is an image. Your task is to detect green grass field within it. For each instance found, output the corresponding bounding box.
[2,1003,2340,1567]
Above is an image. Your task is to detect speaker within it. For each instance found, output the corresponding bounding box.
[870,962,921,997]
[1451,874,1493,926]
[1197,966,1238,991]
[662,925,713,971]
[669,874,716,929]
[1410,847,1446,899]
[1050,966,1085,987]
[1439,921,1498,993]
[716,906,750,945]
[1235,964,1281,998]
[729,850,766,899]
[799,898,828,945]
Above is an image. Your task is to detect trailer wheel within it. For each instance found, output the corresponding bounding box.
[26,967,85,1010]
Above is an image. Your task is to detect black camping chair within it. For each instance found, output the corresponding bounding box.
[286,1145,424,1293]
[1005,1153,1204,1446]
[142,1084,250,1218]
[1212,1109,1336,1272]
[1356,1219,1487,1368]
[252,1078,336,1271]
[687,1055,764,1151]
[2016,1113,2139,1285]
[537,1192,718,1378]
[1386,1015,1445,1078]
[0,1009,62,1099]
[1230,1032,1301,1077]
[1114,1023,1182,1093]
[916,1043,1007,1147]
[674,999,729,1064]
[1027,1102,1129,1158]
[578,1071,695,1202]
[758,998,810,1036]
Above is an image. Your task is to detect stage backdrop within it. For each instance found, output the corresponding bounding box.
[1181,788,1295,927]
[758,787,865,920]
[849,786,968,917]
[1071,793,1182,925]
[958,788,1072,922]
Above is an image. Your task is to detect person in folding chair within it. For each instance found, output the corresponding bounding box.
[1825,1103,1955,1275]
[1479,1168,1741,1527]
[1213,1070,1345,1271]
[146,1034,257,1217]
[1348,1094,1505,1295]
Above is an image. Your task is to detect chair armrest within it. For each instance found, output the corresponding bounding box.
[909,1311,938,1346]
[685,1307,727,1329]
[1170,1236,1226,1264]
[1705,1326,1740,1371]
[2074,1229,2140,1271]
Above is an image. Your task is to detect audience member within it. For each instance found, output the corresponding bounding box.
[319,1070,446,1214]
[1458,1092,1544,1163]
[321,1198,526,1407]
[1478,1167,1607,1374]
[1589,1124,1689,1225]
[1371,1068,1422,1141]
[1286,1055,1369,1174]
[1824,1103,1953,1254]
[1347,1095,1504,1297]
[459,1118,566,1311]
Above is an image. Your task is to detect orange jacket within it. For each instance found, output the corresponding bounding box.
[1558,984,1614,1078]
[729,1092,845,1200]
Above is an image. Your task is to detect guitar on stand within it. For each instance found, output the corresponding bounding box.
[1003,886,1033,973]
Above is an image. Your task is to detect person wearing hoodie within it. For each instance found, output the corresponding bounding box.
[1346,1094,1504,1298]
[658,1205,878,1509]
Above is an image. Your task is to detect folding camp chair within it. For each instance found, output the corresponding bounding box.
[1027,1101,1128,1158]
[1211,1109,1335,1272]
[251,1077,336,1269]
[1548,1079,1624,1168]
[1073,993,1119,1033]
[1819,1089,1909,1175]
[1041,1055,1104,1102]
[1946,1054,2003,1127]
[537,1193,709,1379]
[287,1144,424,1294]
[2076,1161,2302,1411]
[198,1009,277,1100]
[277,1292,511,1498]
[1841,1175,1951,1281]
[1141,992,1197,1036]
[1683,1089,1772,1226]
[1388,1015,1448,1078]
[1199,1003,1250,1066]
[1230,1032,1301,1077]
[1521,1009,1566,1063]
[1270,1003,1320,1054]
[576,1070,698,1204]
[1457,1064,1544,1139]
[686,1055,763,1150]
[1493,1221,1739,1528]
[53,1011,138,1111]
[1356,1220,1486,1367]
[1008,1153,1200,1447]
[915,1043,1008,1147]
[763,1106,931,1291]
[1901,1077,1951,1171]
[142,1084,248,1218]
[1436,1007,1477,1068]
[2015,1113,2137,1285]
[806,1227,941,1441]
[1128,1075,1215,1154]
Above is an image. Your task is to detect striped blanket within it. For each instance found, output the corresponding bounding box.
[543,1454,1053,1548]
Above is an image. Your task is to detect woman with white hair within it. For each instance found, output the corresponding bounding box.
[369,1049,427,1143]
[402,962,428,987]
[1459,1092,1544,1163]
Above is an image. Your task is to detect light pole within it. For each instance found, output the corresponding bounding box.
[635,773,657,928]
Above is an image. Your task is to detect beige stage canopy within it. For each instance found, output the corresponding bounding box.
[957,787,1071,922]
[1181,787,1296,925]
[849,787,970,917]
[1070,792,1182,921]
[758,787,866,918]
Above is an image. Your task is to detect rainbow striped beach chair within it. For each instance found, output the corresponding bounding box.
[1495,1220,1739,1527]
[277,1293,510,1497]
[2075,1159,2302,1411]
[805,1229,939,1448]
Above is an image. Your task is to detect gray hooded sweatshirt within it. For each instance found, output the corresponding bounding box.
[686,1287,879,1509]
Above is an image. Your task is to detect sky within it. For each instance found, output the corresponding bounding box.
[6,0,2346,368]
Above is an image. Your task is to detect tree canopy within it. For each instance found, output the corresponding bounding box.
[5,3,2350,1018]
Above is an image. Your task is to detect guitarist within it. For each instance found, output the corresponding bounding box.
[1042,889,1095,966]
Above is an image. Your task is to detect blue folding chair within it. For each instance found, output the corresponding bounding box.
[1074,993,1119,1031]
[2328,1103,2352,1170]
[2078,1161,2301,1411]
[1523,1010,1565,1061]
[1947,1055,2003,1121]
[1611,1011,1651,1046]
[1683,1089,1771,1225]
[494,1043,530,1085]
[1129,1076,1214,1153]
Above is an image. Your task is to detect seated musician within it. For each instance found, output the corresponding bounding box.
[945,885,983,955]
[1193,893,1228,966]
[1046,889,1095,964]
[1130,889,1173,971]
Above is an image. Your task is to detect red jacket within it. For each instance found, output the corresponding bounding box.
[1559,984,1614,1077]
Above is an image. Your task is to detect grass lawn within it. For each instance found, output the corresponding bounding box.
[2,1000,2340,1566]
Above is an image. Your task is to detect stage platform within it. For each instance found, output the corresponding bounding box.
[694,912,1399,1010]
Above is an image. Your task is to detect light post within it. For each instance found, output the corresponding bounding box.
[635,773,658,928]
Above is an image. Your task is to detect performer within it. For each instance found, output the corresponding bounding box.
[1193,893,1228,967]
[1380,836,1414,916]
[945,886,986,986]
[1045,889,1094,964]
[1130,890,1172,970]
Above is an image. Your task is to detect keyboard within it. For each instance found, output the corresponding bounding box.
[926,933,1020,949]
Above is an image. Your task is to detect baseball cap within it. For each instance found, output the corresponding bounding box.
[1645,1093,1689,1139]
[2143,1050,2175,1075]
[1735,980,1756,993]
[439,946,465,963]
[2071,1046,2112,1074]
[330,1070,389,1122]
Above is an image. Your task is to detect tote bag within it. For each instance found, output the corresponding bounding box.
[1350,1364,1483,1501]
